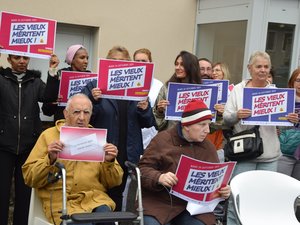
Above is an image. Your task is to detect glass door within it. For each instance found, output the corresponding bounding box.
[266,22,295,88]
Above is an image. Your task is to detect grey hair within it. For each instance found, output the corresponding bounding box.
[248,51,271,67]
[65,93,92,112]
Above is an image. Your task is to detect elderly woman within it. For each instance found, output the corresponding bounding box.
[224,51,298,225]
[42,44,90,122]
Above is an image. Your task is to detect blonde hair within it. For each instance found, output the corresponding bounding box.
[106,45,131,61]
[213,62,231,80]
[133,48,152,62]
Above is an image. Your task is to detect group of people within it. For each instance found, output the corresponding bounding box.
[1,43,299,225]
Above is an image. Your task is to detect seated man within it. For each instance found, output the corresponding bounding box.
[22,93,123,225]
[139,99,231,225]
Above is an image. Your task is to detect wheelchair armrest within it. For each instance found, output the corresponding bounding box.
[71,211,137,223]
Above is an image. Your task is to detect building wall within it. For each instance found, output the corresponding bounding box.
[0,0,198,82]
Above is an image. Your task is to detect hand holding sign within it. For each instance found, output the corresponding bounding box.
[159,172,178,188]
[49,54,60,68]
[237,108,252,119]
[103,143,118,162]
[48,140,64,165]
[214,103,225,114]
[287,113,299,124]
[137,99,149,110]
[91,87,102,101]
[157,99,170,113]
[218,184,231,199]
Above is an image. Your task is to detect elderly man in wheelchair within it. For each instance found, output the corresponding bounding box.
[22,94,124,225]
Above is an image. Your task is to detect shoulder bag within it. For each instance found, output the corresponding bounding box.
[223,126,263,161]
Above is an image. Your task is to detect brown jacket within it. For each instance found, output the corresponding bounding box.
[139,125,219,225]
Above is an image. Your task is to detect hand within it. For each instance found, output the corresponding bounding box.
[137,99,149,110]
[156,100,169,113]
[287,113,299,124]
[218,185,231,199]
[214,104,225,114]
[158,172,178,188]
[237,108,252,119]
[104,143,118,162]
[48,140,64,165]
[49,54,60,68]
[57,95,63,102]
[92,88,102,100]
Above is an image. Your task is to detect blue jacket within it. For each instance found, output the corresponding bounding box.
[82,80,156,164]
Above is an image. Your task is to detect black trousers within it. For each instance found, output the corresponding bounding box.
[0,150,31,225]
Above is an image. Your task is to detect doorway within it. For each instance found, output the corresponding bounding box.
[266,22,295,88]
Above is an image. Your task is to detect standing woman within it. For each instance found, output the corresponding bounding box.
[42,44,89,122]
[153,51,201,131]
[0,54,45,225]
[277,68,300,180]
[82,46,156,211]
[223,51,298,225]
[211,62,230,80]
[206,62,232,151]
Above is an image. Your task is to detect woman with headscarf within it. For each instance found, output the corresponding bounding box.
[42,44,89,122]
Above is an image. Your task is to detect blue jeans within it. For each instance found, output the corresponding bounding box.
[144,210,206,225]
[226,160,278,225]
[64,205,114,225]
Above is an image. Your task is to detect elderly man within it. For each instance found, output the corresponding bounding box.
[22,93,123,225]
[139,99,230,225]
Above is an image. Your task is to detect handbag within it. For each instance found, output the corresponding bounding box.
[223,126,263,161]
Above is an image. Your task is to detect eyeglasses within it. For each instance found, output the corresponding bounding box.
[294,79,300,83]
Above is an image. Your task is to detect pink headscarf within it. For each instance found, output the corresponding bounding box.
[65,44,85,65]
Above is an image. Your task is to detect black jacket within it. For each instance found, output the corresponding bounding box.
[42,67,91,122]
[0,67,46,154]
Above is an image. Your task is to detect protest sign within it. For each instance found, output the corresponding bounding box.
[97,59,154,101]
[0,11,56,59]
[58,71,97,106]
[170,155,235,207]
[59,126,107,162]
[202,79,229,104]
[165,82,218,121]
[242,87,295,126]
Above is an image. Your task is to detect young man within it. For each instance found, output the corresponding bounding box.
[0,54,46,225]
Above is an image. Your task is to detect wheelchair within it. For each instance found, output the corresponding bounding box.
[28,161,144,225]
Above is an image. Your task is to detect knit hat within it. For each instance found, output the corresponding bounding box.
[181,99,212,126]
[65,44,85,65]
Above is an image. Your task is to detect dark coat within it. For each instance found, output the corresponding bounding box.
[0,67,46,154]
[42,67,92,122]
[82,80,156,164]
[42,67,71,122]
[139,125,219,225]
